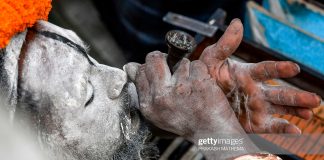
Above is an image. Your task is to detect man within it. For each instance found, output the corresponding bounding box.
[0,16,320,160]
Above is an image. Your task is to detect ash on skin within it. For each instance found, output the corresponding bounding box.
[0,21,158,160]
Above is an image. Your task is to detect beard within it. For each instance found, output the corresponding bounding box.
[110,83,159,160]
[39,111,159,160]
[110,116,159,160]
[14,82,159,160]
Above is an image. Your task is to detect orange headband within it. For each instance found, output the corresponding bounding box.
[0,0,52,48]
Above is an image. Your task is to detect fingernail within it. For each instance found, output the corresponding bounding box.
[230,18,241,24]
[286,125,302,134]
[296,127,302,134]
[311,93,322,106]
[294,63,300,73]
[315,94,322,105]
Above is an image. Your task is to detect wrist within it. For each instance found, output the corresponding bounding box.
[185,118,261,160]
[186,108,244,141]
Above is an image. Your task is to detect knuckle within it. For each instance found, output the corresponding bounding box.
[192,81,204,91]
[153,95,170,107]
[191,60,208,73]
[179,58,190,65]
[175,83,191,95]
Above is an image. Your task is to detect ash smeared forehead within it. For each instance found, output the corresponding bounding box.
[31,20,94,65]
[34,21,87,49]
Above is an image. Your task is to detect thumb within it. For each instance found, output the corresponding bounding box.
[123,62,141,82]
[200,18,243,64]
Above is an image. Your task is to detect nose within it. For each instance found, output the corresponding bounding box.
[98,64,128,99]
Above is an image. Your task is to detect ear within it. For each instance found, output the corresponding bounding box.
[0,31,27,107]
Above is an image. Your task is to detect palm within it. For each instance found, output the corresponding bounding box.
[200,19,321,133]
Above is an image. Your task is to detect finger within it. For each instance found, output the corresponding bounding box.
[123,62,141,82]
[189,60,210,81]
[269,105,313,120]
[172,58,190,83]
[249,61,300,81]
[266,117,301,134]
[135,65,151,109]
[145,51,171,88]
[263,86,321,108]
[200,18,243,64]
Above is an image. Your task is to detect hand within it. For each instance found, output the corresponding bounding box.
[128,51,243,137]
[199,19,321,134]
[125,52,261,159]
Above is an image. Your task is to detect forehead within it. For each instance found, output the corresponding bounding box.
[31,20,94,65]
[35,21,86,49]
[19,21,94,98]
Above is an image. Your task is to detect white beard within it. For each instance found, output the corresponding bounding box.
[14,85,158,160]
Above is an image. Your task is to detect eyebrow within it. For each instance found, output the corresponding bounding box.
[29,28,94,65]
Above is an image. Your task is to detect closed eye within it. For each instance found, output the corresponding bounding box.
[85,81,94,107]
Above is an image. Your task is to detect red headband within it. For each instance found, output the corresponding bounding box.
[0,0,52,48]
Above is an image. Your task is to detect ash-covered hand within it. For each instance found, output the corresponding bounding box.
[127,51,242,137]
[199,19,321,134]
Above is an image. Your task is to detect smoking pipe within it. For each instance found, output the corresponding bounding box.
[165,30,196,73]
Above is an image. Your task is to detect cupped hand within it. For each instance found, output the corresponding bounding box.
[199,19,321,134]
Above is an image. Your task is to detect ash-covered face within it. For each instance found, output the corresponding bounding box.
[10,21,154,159]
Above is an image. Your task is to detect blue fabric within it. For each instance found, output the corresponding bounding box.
[254,9,324,76]
[263,0,324,39]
